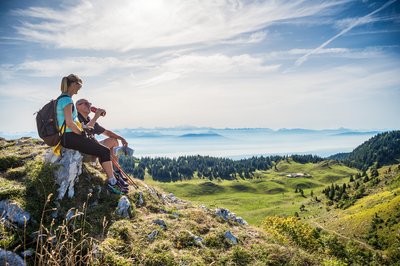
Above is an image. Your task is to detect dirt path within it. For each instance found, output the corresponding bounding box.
[310,221,377,252]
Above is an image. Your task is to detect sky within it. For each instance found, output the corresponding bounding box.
[0,0,399,133]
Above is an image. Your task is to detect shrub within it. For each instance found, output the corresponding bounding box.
[262,216,319,250]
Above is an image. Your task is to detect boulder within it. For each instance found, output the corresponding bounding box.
[0,200,30,227]
[45,149,83,200]
[0,248,25,266]
[225,231,238,245]
[116,196,131,218]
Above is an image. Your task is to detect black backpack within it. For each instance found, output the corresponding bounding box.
[35,95,70,146]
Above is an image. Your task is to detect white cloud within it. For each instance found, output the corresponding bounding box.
[13,0,347,51]
[162,53,280,74]
[221,31,267,44]
[8,57,151,77]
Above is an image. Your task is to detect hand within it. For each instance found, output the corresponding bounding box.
[121,138,128,146]
[95,108,106,117]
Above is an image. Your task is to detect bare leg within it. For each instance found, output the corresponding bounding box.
[101,160,115,179]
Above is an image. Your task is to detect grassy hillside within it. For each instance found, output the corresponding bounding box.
[147,159,358,225]
[310,164,400,262]
[3,137,377,265]
[148,158,400,263]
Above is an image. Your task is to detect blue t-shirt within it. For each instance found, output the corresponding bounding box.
[56,94,78,133]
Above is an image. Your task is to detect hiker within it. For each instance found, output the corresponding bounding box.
[56,74,125,194]
[75,98,128,159]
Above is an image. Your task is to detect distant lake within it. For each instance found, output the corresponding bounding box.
[114,128,382,159]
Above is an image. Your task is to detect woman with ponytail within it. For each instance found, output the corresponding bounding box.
[56,74,125,195]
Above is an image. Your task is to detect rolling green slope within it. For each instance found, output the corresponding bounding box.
[147,159,358,225]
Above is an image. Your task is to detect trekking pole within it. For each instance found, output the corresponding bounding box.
[112,157,139,189]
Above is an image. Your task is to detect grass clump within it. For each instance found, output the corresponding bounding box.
[0,155,23,171]
[33,194,100,266]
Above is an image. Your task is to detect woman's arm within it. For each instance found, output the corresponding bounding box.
[63,104,82,135]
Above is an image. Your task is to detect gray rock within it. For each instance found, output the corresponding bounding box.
[137,192,144,206]
[153,219,167,230]
[162,192,183,204]
[45,148,83,200]
[0,200,30,227]
[225,231,238,245]
[147,230,158,242]
[215,208,248,225]
[0,248,25,266]
[235,216,248,225]
[116,196,131,218]
[188,231,204,247]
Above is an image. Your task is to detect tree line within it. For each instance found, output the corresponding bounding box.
[119,154,324,182]
[338,131,400,170]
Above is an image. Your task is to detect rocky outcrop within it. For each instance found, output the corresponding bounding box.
[215,208,248,225]
[45,149,83,200]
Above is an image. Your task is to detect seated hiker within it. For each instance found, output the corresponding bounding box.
[75,98,128,160]
[56,74,127,195]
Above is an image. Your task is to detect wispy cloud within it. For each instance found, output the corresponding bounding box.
[294,0,398,66]
[5,57,151,77]
[13,0,347,51]
[162,54,280,74]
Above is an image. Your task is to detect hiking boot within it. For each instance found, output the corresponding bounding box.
[107,183,125,195]
[114,168,129,182]
[117,177,129,188]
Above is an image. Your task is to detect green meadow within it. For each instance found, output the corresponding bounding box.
[146,159,358,225]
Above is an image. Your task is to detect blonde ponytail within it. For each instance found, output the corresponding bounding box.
[60,74,82,93]
[60,76,69,93]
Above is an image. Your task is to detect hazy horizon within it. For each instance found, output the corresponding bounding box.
[1,127,388,160]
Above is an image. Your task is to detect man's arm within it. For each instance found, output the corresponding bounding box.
[102,130,128,146]
[86,108,105,128]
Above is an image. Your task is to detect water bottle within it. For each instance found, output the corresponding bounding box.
[90,106,106,116]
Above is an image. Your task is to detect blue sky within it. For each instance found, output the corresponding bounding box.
[0,0,399,133]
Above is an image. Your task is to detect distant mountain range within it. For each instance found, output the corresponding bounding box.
[179,133,224,138]
[1,127,390,140]
[111,127,387,139]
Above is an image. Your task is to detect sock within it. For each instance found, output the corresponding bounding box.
[108,177,117,185]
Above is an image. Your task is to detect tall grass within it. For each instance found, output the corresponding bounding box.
[34,193,101,265]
